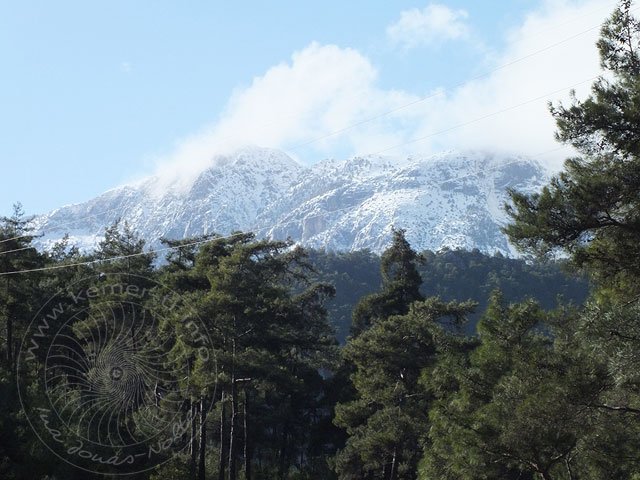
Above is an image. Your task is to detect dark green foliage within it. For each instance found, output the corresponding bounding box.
[418,249,588,334]
[350,229,425,337]
[0,206,71,479]
[492,2,640,478]
[186,235,339,479]
[334,230,476,480]
[422,294,640,480]
[335,299,474,480]
[4,4,640,473]
[0,204,46,370]
[306,249,382,342]
[423,295,597,479]
[311,247,587,342]
[505,0,640,295]
[0,209,590,479]
[0,222,345,479]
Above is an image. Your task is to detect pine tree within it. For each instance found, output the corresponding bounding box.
[422,292,640,480]
[504,0,640,296]
[501,3,640,475]
[0,204,57,479]
[351,229,424,336]
[0,203,45,372]
[170,235,337,480]
[335,298,473,480]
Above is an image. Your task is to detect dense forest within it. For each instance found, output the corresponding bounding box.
[309,248,587,342]
[2,1,640,479]
[0,213,587,479]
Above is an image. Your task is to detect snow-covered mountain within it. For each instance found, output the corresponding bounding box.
[32,147,548,255]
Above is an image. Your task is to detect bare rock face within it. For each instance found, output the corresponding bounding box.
[33,147,547,255]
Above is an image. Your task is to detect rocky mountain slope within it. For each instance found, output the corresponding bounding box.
[32,147,548,255]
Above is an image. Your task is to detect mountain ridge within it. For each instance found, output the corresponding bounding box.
[32,147,548,255]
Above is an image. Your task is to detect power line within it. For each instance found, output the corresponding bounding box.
[285,7,625,152]
[369,76,597,155]
[3,7,622,246]
[0,144,572,277]
[0,204,150,246]
[0,246,33,257]
[0,233,35,246]
[0,73,591,267]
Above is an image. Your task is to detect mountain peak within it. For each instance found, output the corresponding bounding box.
[208,145,302,171]
[33,148,548,255]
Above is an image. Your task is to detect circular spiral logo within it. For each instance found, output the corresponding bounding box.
[17,273,215,475]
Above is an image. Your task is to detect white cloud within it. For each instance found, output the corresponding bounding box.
[152,42,420,187]
[387,3,470,49]
[418,0,618,169]
[150,0,620,187]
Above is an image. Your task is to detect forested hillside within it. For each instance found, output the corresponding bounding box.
[309,248,587,341]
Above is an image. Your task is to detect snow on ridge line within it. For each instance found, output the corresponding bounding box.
[32,148,548,255]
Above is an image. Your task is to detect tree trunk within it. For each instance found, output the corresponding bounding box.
[278,421,289,480]
[6,313,12,370]
[244,390,252,480]
[218,392,227,480]
[198,396,207,480]
[228,373,238,480]
[565,458,575,480]
[6,275,12,371]
[382,456,389,479]
[389,446,398,480]
[190,399,197,480]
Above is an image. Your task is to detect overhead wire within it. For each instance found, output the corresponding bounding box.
[285,5,629,151]
[0,204,150,246]
[2,4,628,268]
[0,142,572,276]
[0,71,593,266]
[369,76,597,155]
[2,2,623,248]
[0,73,594,266]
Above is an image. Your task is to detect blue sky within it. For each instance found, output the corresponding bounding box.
[0,0,621,215]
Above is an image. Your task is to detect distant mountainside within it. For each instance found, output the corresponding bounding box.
[32,147,548,254]
[307,248,589,342]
